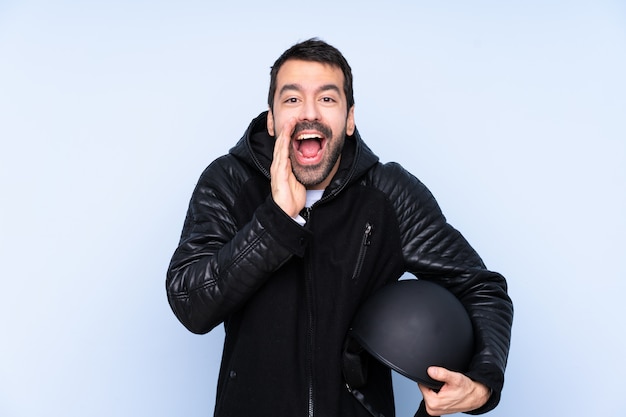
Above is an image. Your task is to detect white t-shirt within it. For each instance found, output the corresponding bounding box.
[293,189,324,226]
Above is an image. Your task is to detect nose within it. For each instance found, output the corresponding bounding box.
[299,98,321,122]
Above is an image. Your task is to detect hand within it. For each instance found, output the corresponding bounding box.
[270,117,306,217]
[417,367,491,416]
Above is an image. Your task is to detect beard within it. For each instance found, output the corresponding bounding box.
[289,121,346,187]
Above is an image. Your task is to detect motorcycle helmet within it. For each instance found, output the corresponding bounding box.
[348,279,474,389]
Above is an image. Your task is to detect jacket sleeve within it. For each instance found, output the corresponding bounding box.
[166,157,312,334]
[381,163,513,414]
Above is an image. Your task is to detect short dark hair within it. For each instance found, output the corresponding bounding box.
[268,38,354,113]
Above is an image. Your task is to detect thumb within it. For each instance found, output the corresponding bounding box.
[427,366,451,383]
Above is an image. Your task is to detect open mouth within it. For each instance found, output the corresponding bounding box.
[293,132,327,160]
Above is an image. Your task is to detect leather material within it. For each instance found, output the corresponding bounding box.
[166,111,513,416]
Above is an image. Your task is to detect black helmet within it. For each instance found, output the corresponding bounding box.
[348,279,474,389]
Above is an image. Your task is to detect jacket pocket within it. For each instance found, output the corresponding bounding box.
[351,222,373,281]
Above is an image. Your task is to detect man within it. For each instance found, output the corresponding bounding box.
[166,38,513,417]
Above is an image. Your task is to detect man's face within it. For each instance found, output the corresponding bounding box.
[267,59,355,190]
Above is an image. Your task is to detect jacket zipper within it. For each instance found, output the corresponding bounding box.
[304,209,315,417]
[351,223,373,280]
[306,264,315,417]
[301,206,312,223]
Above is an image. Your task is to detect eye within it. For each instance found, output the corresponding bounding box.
[284,97,300,104]
[321,97,336,103]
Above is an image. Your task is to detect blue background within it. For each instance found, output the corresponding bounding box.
[1,1,624,416]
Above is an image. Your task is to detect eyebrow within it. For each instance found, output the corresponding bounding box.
[278,83,342,96]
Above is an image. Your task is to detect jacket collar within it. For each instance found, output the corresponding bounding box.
[230,111,379,195]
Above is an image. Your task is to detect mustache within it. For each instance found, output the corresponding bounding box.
[292,121,332,139]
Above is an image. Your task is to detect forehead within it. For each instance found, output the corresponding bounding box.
[276,59,345,92]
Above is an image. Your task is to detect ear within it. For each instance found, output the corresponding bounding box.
[267,109,275,136]
[346,105,355,136]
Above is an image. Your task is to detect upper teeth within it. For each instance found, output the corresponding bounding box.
[297,133,321,140]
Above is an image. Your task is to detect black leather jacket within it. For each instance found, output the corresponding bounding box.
[166,111,513,417]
